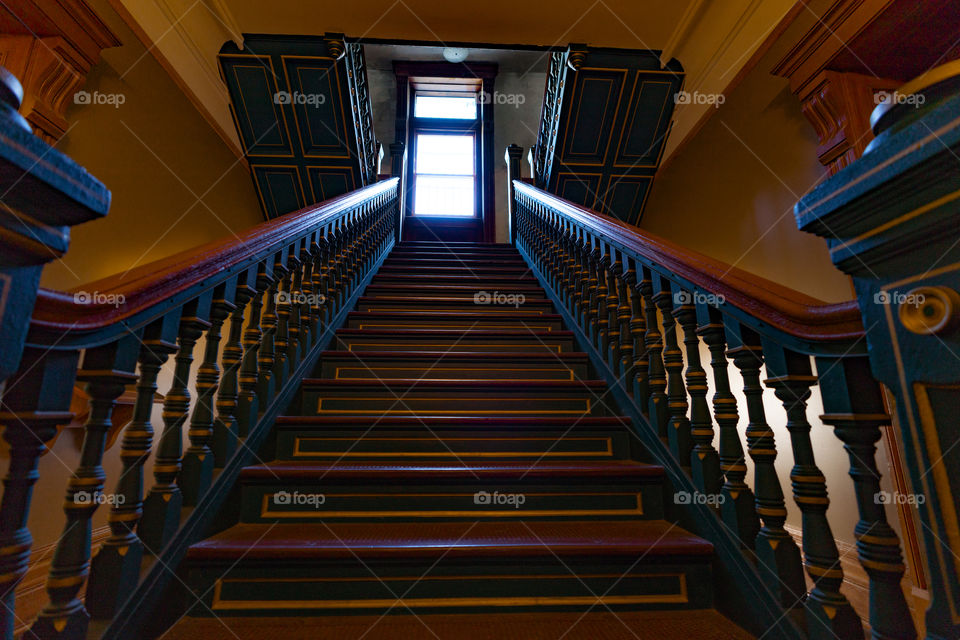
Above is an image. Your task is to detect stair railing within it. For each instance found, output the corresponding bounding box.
[0,172,399,639]
[507,171,916,640]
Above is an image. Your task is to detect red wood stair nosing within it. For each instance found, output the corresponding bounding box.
[186,520,714,561]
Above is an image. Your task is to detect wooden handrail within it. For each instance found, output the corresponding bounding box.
[513,180,863,343]
[30,178,398,335]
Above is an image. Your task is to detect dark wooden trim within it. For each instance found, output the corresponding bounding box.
[514,180,863,342]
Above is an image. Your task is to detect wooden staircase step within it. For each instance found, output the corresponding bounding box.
[354,296,554,315]
[364,283,546,297]
[188,520,712,560]
[236,461,665,522]
[378,265,531,276]
[371,274,539,286]
[345,311,564,331]
[383,256,527,266]
[162,610,754,640]
[332,329,576,353]
[316,351,589,381]
[299,379,609,416]
[271,415,634,461]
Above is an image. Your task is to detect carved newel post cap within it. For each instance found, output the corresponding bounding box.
[0,66,31,133]
[867,59,960,152]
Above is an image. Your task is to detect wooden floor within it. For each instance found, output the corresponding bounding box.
[162,609,754,639]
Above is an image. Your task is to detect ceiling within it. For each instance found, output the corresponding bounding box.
[364,44,549,74]
[105,0,798,162]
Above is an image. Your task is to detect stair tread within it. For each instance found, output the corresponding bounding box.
[240,460,663,479]
[334,328,573,336]
[317,350,589,360]
[301,379,607,389]
[274,415,630,427]
[162,609,753,639]
[187,520,713,560]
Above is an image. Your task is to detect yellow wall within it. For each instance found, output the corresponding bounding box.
[642,12,853,304]
[39,0,262,291]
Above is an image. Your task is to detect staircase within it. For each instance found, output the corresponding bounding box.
[162,241,752,639]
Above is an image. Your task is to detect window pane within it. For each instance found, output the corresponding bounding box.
[416,134,474,176]
[415,175,474,216]
[414,95,477,119]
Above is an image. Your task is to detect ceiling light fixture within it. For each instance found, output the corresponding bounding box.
[442,47,469,63]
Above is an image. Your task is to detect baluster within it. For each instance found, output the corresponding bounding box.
[272,258,292,392]
[604,247,621,372]
[213,270,256,465]
[328,225,345,312]
[87,316,179,618]
[316,232,336,324]
[583,238,600,340]
[674,290,721,497]
[31,336,140,639]
[560,221,577,310]
[141,299,211,552]
[653,276,692,466]
[629,258,649,411]
[257,260,282,405]
[817,356,916,640]
[0,349,79,640]
[570,228,588,322]
[616,251,634,382]
[763,342,863,639]
[182,284,236,505]
[286,246,304,374]
[296,240,315,353]
[592,242,608,350]
[697,307,758,545]
[725,321,804,608]
[639,267,669,438]
[237,264,269,437]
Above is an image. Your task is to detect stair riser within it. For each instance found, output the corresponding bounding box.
[318,358,589,381]
[335,337,576,353]
[371,275,539,286]
[355,299,554,314]
[383,258,527,267]
[378,266,532,276]
[364,285,546,298]
[274,427,631,460]
[345,316,564,331]
[238,481,663,522]
[187,560,712,616]
[299,392,606,417]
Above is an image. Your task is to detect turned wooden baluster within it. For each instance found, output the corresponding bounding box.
[615,250,634,381]
[725,320,804,608]
[604,247,621,371]
[141,301,211,553]
[308,235,328,343]
[570,228,588,321]
[237,264,269,438]
[639,267,669,438]
[674,290,721,497]
[0,349,79,640]
[628,258,649,411]
[653,275,692,466]
[87,316,179,619]
[327,224,345,312]
[182,285,236,505]
[31,336,140,639]
[295,240,315,354]
[560,221,578,309]
[285,246,304,376]
[213,271,256,465]
[817,355,916,640]
[316,232,337,324]
[696,307,758,546]
[592,243,609,350]
[272,258,293,392]
[763,342,863,639]
[257,259,282,405]
[578,234,595,332]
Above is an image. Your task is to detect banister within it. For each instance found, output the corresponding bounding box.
[513,180,863,346]
[27,178,398,341]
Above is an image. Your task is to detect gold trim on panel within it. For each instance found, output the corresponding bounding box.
[613,75,673,168]
[280,55,353,159]
[219,54,294,158]
[559,67,628,167]
[250,164,307,216]
[259,491,642,518]
[304,165,357,203]
[291,436,614,458]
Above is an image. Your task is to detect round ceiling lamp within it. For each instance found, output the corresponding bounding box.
[442,47,469,63]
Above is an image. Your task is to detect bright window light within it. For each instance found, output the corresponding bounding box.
[414,133,475,217]
[414,95,477,119]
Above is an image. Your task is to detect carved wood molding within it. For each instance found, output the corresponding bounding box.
[799,69,898,175]
[0,0,120,142]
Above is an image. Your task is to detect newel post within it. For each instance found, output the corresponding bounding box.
[0,66,109,639]
[796,66,960,640]
[505,144,523,244]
